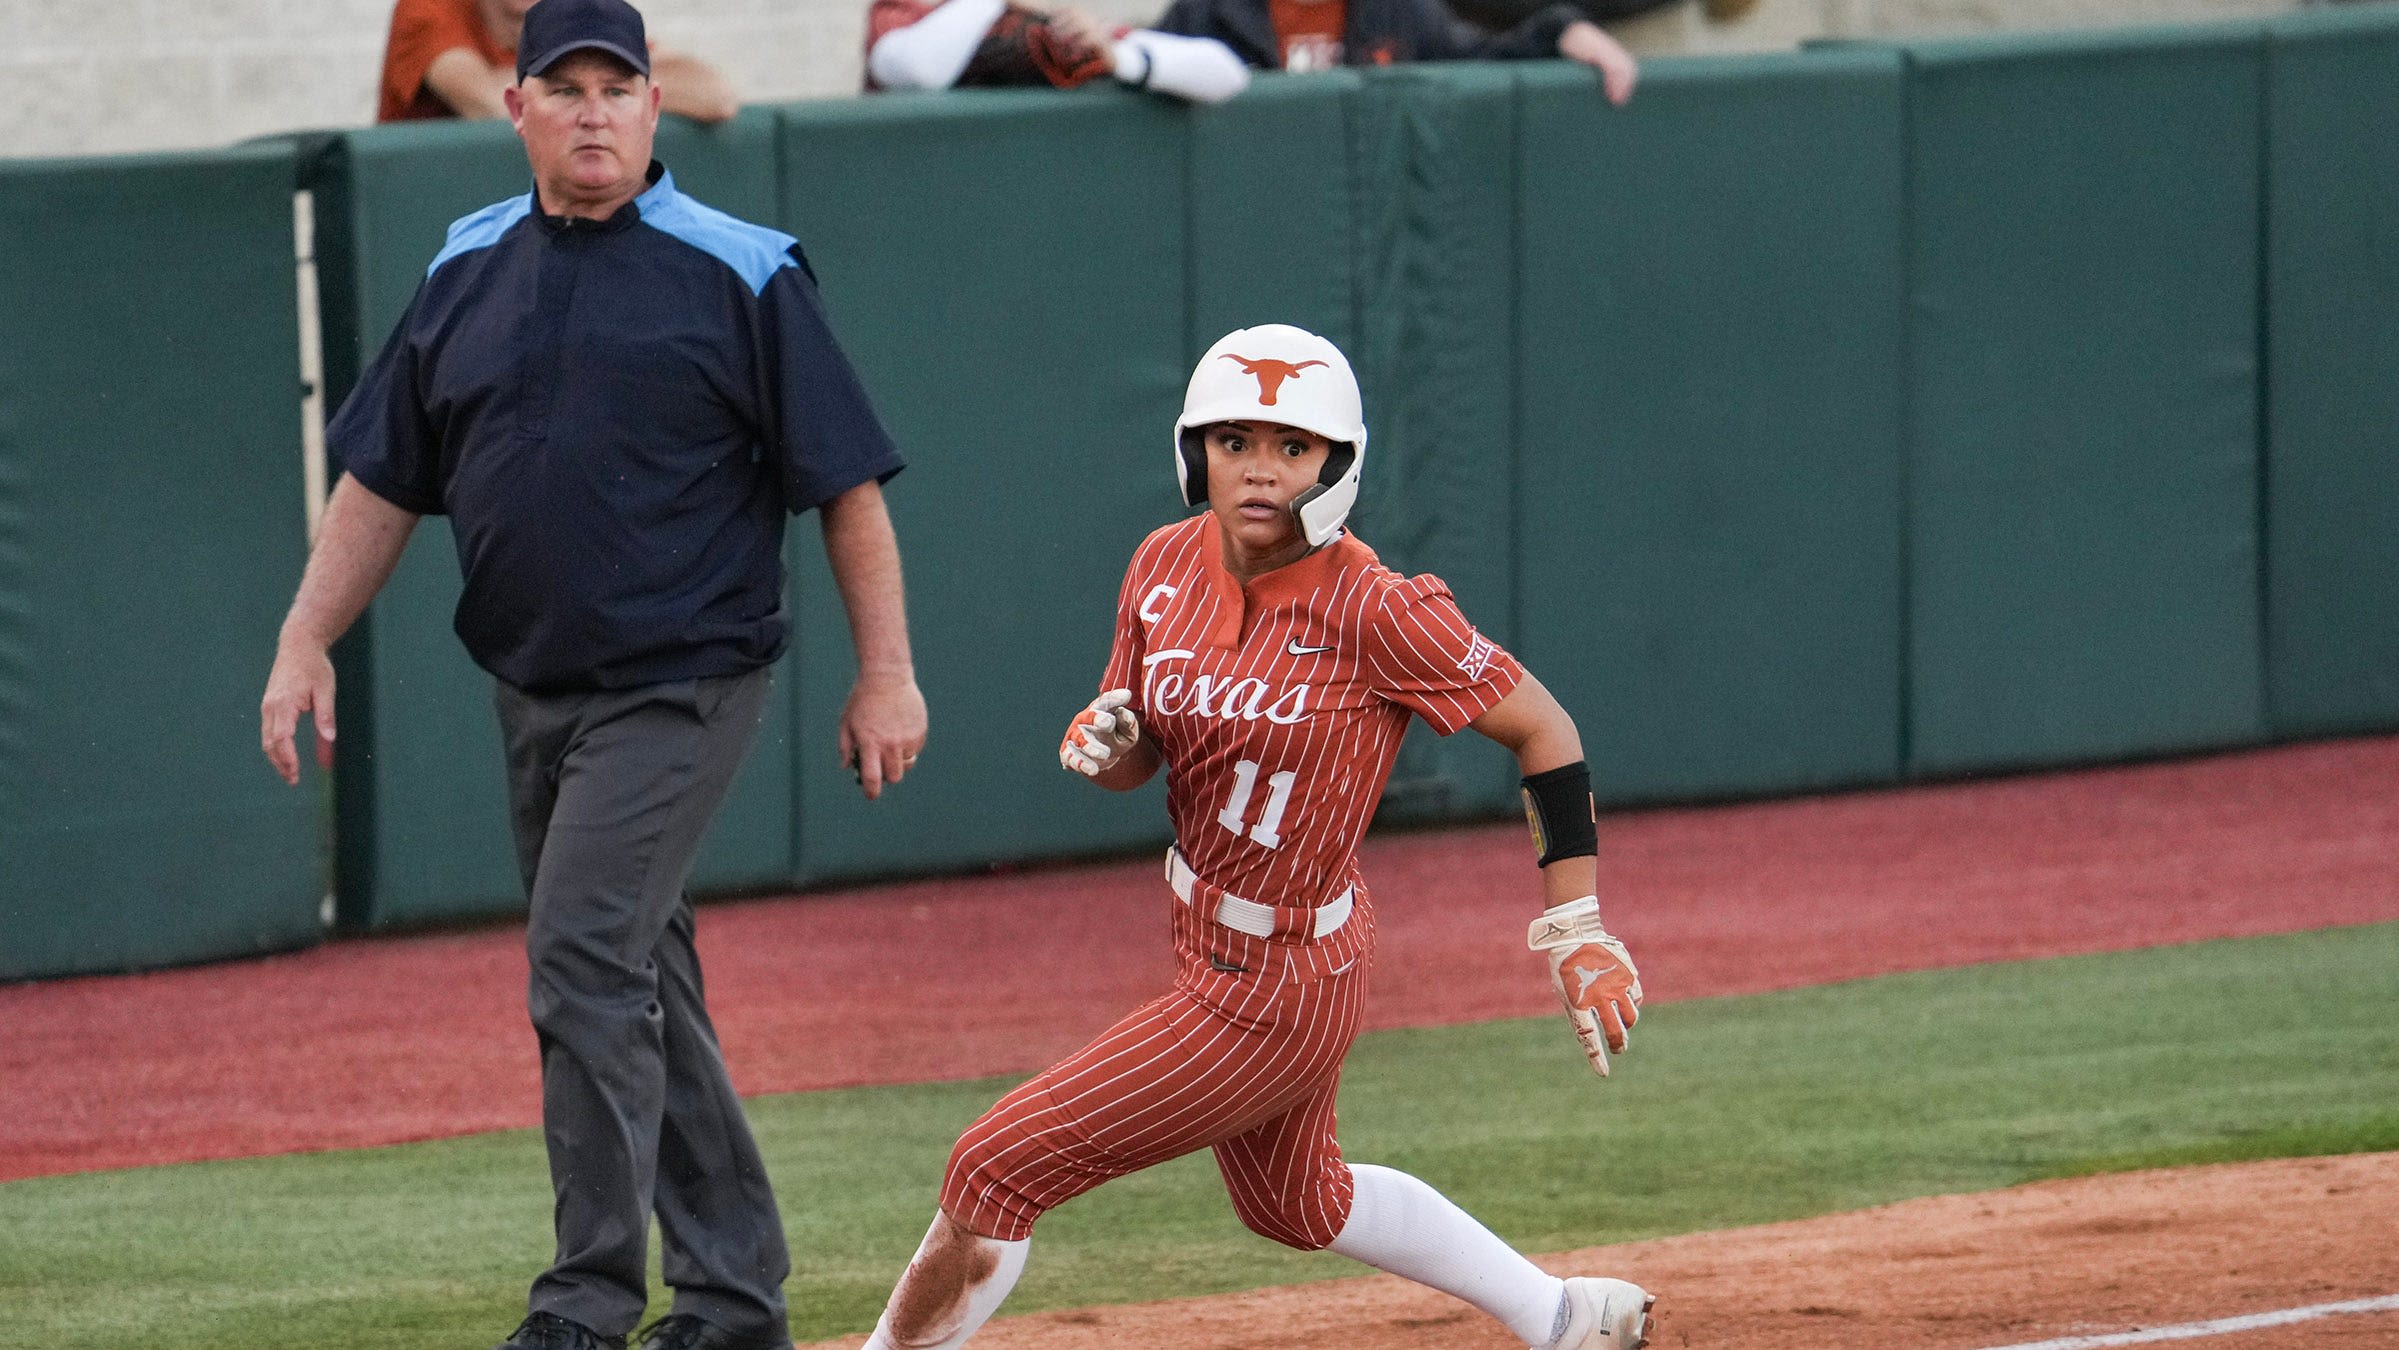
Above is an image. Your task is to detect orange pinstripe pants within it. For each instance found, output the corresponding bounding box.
[940,889,1376,1247]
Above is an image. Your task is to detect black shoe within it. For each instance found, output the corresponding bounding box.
[634,1313,789,1350]
[497,1311,628,1350]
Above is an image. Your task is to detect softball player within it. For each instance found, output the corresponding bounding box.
[861,324,1650,1350]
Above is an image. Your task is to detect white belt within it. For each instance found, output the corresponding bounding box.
[1166,848,1353,940]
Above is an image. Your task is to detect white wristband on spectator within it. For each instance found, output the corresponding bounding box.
[1114,30,1250,103]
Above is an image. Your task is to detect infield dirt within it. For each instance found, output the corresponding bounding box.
[798,1152,2399,1350]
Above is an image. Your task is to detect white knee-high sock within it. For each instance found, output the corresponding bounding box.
[862,1214,1031,1350]
[1327,1162,1567,1347]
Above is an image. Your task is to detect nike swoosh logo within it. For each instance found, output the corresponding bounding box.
[1286,640,1335,656]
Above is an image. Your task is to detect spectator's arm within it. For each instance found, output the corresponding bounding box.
[868,0,1009,90]
[1113,30,1249,103]
[422,45,512,118]
[653,45,740,122]
[1557,20,1636,104]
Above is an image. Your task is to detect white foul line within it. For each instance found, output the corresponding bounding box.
[1979,1293,2399,1350]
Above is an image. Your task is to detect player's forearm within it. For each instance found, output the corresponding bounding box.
[1089,737,1162,791]
[1523,710,1598,910]
[1470,673,1598,908]
[279,475,419,655]
[1538,853,1599,911]
[821,479,917,679]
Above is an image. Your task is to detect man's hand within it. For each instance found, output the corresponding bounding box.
[840,667,928,801]
[254,476,418,786]
[1059,689,1139,777]
[1558,21,1638,106]
[820,480,922,801]
[1528,896,1643,1076]
[260,641,337,785]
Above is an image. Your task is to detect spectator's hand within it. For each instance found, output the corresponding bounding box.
[1559,20,1637,106]
[260,641,337,785]
[1043,5,1116,52]
[1023,5,1115,87]
[840,667,928,801]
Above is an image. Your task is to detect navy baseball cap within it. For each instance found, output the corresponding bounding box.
[516,0,651,80]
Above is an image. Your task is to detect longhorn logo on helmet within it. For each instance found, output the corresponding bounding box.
[1218,354,1328,405]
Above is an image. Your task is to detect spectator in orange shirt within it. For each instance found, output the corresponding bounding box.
[378,0,739,123]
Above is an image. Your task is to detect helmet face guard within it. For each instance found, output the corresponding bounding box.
[1174,324,1367,548]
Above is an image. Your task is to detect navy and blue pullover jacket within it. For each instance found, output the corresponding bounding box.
[332,164,904,692]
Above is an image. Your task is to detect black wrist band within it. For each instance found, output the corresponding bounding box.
[1520,761,1597,866]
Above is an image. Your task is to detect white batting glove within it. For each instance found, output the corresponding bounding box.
[1059,689,1140,777]
[1528,897,1643,1078]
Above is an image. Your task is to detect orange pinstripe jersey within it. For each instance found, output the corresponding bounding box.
[1100,515,1523,911]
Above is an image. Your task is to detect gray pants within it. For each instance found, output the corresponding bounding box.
[494,668,789,1343]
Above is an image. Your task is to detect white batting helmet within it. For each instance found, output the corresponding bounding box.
[1174,324,1367,548]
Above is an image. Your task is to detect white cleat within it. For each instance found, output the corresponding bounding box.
[1552,1276,1655,1350]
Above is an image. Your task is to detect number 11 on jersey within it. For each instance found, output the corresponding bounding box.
[1218,759,1296,849]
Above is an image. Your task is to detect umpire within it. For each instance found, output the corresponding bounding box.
[258,1,926,1346]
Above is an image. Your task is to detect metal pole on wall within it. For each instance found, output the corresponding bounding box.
[294,189,329,543]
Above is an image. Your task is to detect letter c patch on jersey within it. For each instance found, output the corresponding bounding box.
[1139,583,1178,625]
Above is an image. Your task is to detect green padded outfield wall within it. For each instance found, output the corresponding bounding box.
[2261,5,2399,737]
[0,145,324,979]
[1514,52,1908,804]
[1187,68,1523,824]
[775,91,1184,884]
[307,112,795,929]
[1344,66,1525,822]
[1901,27,2267,776]
[1187,72,1360,348]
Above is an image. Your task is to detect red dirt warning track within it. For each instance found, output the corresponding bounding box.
[4,734,2397,1182]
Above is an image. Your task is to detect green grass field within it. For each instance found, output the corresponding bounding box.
[6,923,2395,1348]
